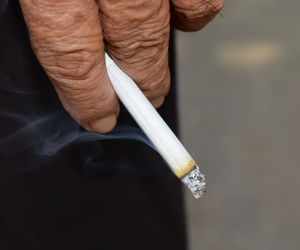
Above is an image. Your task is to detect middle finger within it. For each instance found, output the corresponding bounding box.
[97,0,171,106]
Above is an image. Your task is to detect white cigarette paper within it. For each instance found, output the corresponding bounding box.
[105,53,206,198]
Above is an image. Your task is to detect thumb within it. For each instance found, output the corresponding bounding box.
[19,0,119,133]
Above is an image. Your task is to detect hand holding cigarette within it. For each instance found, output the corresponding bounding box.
[19,0,225,133]
[19,0,225,198]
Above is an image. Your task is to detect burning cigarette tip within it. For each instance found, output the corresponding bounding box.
[181,165,206,199]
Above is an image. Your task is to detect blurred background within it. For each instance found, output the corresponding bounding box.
[176,0,300,249]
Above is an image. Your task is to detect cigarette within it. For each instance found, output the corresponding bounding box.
[105,53,206,199]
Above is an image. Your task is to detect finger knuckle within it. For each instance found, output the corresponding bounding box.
[39,49,101,81]
[100,0,167,25]
[69,86,117,124]
[102,0,170,66]
[53,72,117,124]
[24,1,103,81]
[106,23,169,66]
[142,69,171,99]
[173,0,225,21]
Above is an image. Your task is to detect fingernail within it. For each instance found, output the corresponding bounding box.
[88,114,117,133]
[151,97,165,108]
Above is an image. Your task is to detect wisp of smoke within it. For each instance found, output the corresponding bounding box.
[0,109,158,176]
[0,112,154,156]
[0,3,169,177]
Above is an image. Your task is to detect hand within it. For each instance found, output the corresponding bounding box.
[19,0,224,133]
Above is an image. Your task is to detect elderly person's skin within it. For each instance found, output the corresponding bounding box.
[19,0,224,133]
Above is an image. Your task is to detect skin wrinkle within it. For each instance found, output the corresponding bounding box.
[105,40,167,66]
[171,0,225,30]
[49,52,101,79]
[50,66,110,102]
[100,3,168,40]
[54,82,117,124]
[57,91,115,116]
[19,0,224,132]
[35,51,101,80]
[129,43,169,74]
[32,35,100,53]
[134,50,170,95]
[172,0,224,12]
[142,69,170,95]
[99,2,168,46]
[20,0,119,130]
[186,1,222,18]
[105,23,169,48]
[24,1,89,31]
[33,40,102,80]
[99,0,162,24]
[106,46,169,97]
[45,59,101,82]
[102,23,168,54]
[99,0,170,97]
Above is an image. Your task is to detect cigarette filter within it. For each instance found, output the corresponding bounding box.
[105,53,206,199]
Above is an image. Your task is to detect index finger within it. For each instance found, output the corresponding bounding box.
[19,0,119,133]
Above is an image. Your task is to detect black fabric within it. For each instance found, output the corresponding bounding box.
[0,1,187,250]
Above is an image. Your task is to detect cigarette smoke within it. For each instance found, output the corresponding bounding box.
[0,40,159,176]
[0,1,170,177]
[0,80,159,176]
[0,111,153,157]
[0,58,162,176]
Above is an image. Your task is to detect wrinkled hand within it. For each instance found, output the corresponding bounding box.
[19,0,224,133]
